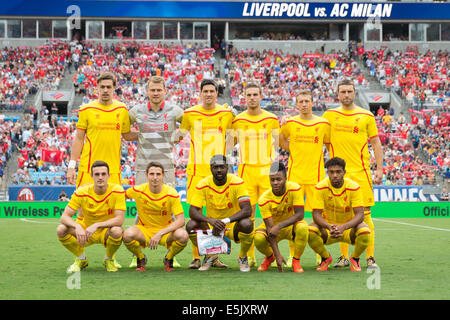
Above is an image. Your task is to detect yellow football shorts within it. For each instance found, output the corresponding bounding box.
[136,225,171,248]
[256,220,308,242]
[238,164,271,205]
[345,171,375,207]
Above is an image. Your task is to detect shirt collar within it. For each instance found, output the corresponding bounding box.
[147,101,165,112]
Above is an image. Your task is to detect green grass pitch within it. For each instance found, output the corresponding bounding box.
[1,217,449,300]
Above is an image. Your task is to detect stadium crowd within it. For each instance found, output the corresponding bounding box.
[1,40,447,190]
[225,48,369,112]
[70,41,219,111]
[0,42,69,112]
[364,48,449,111]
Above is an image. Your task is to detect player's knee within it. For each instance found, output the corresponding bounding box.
[174,228,189,244]
[123,228,135,243]
[185,220,196,233]
[308,225,322,244]
[294,223,309,241]
[56,224,68,238]
[237,218,253,234]
[109,226,123,239]
[254,230,267,249]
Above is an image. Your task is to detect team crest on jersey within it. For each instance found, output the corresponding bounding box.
[353,126,359,134]
[345,206,350,212]
[227,202,233,209]
[314,136,319,143]
[88,203,94,209]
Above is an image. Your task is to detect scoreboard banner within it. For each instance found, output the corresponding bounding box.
[0,1,449,20]
[0,201,448,219]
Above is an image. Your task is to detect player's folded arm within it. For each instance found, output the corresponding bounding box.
[277,206,304,230]
[311,208,331,230]
[229,196,252,222]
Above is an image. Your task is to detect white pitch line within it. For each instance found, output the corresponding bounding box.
[373,218,450,232]
[20,218,58,224]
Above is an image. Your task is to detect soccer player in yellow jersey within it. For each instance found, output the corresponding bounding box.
[231,82,280,267]
[186,155,254,272]
[67,72,133,187]
[57,161,126,273]
[123,162,188,272]
[254,161,308,273]
[177,79,235,268]
[308,157,371,272]
[280,89,331,266]
[322,80,383,269]
[66,72,133,269]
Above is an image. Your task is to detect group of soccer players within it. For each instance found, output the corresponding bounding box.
[57,71,383,273]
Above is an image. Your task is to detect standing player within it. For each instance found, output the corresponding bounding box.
[66,71,133,268]
[231,82,280,267]
[279,90,330,266]
[123,162,188,272]
[177,79,235,269]
[127,76,184,268]
[308,157,371,272]
[254,161,308,273]
[322,79,383,269]
[186,155,254,272]
[67,71,133,187]
[57,161,126,273]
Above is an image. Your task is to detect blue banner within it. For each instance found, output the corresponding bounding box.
[0,1,448,20]
[9,185,440,202]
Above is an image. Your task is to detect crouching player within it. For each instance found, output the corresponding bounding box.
[254,161,308,273]
[186,154,254,272]
[57,161,126,273]
[308,157,371,272]
[123,162,188,272]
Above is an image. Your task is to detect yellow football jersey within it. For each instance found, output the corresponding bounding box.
[179,104,234,177]
[231,110,280,166]
[322,106,378,173]
[281,115,330,184]
[76,99,131,174]
[190,174,250,220]
[68,183,126,227]
[258,181,304,225]
[126,183,184,231]
[311,177,364,225]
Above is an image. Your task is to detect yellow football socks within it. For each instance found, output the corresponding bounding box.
[106,235,123,259]
[308,226,330,259]
[293,223,308,259]
[352,227,371,259]
[59,234,84,257]
[166,240,187,260]
[238,231,255,259]
[364,211,375,258]
[124,239,145,260]
[254,231,273,257]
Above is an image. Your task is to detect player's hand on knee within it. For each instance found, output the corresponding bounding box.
[75,225,87,246]
[268,225,281,238]
[148,233,162,250]
[210,219,226,235]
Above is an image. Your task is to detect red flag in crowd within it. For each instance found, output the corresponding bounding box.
[41,149,63,164]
